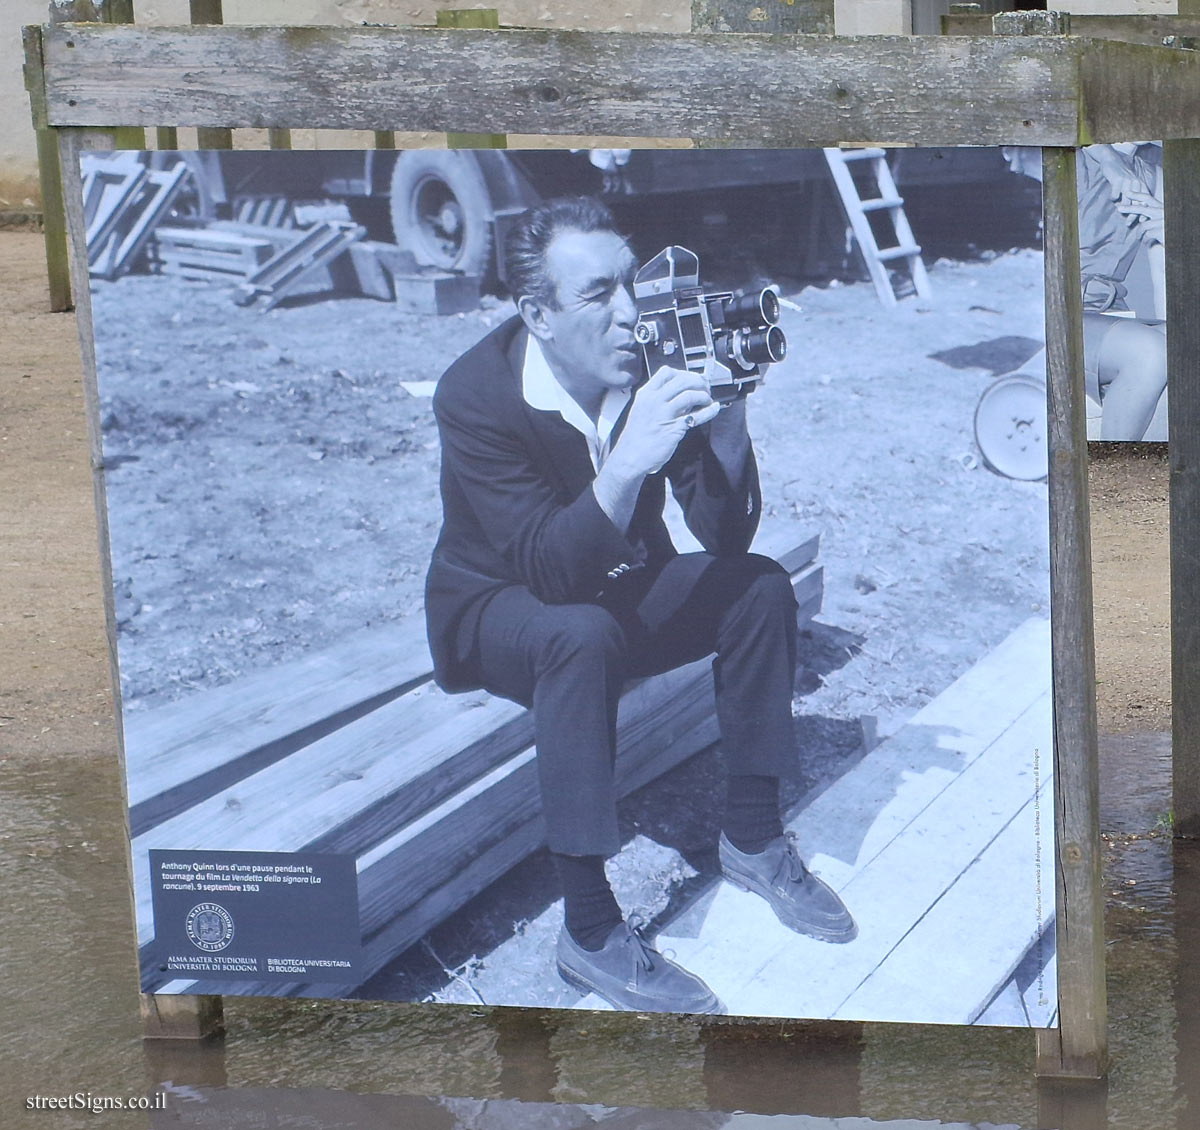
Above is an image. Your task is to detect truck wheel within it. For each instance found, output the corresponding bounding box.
[389,151,493,276]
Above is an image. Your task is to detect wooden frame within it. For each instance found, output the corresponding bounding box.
[23,22,1200,145]
[29,3,1200,1081]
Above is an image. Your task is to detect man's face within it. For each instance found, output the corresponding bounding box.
[535,228,642,402]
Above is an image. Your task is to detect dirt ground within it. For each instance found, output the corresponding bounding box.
[0,227,1173,1001]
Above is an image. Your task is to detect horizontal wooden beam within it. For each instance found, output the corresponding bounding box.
[27,23,1200,145]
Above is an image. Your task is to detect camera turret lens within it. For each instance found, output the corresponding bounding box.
[732,325,786,368]
[722,289,781,327]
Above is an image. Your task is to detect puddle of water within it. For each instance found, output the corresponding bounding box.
[2,732,1195,1129]
[0,751,144,1112]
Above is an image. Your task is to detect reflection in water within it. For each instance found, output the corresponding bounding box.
[1036,1077,1110,1130]
[701,1021,863,1117]
[1175,841,1200,1130]
[491,1009,558,1104]
[7,732,1200,1129]
[148,1083,1043,1129]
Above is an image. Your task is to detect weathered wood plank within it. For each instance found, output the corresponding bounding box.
[1076,42,1200,146]
[34,25,1098,144]
[1166,139,1200,837]
[124,616,434,828]
[1041,147,1107,1078]
[24,24,71,311]
[37,25,1200,145]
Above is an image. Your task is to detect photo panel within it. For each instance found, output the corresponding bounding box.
[83,144,1054,1024]
[1000,142,1166,443]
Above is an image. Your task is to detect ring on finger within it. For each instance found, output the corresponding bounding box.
[684,414,695,429]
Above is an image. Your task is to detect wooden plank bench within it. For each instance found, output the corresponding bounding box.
[127,528,822,995]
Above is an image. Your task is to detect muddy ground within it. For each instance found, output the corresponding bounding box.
[0,228,1171,1006]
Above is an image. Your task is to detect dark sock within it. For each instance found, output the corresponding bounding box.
[553,852,622,951]
[723,774,784,854]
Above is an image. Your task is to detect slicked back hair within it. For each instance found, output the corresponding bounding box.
[504,196,623,309]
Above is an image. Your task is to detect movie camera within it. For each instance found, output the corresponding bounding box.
[633,246,786,402]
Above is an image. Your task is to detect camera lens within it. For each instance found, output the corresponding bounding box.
[723,289,781,327]
[734,325,787,367]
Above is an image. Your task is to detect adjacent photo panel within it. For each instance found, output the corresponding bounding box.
[1002,142,1166,443]
[82,145,1055,1024]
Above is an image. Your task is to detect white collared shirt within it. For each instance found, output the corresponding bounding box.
[522,335,631,472]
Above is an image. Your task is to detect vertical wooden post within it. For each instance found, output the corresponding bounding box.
[1165,138,1200,837]
[34,0,143,312]
[1038,146,1108,1080]
[437,10,507,149]
[34,116,72,312]
[141,993,225,1041]
[56,123,226,1044]
[189,1,233,149]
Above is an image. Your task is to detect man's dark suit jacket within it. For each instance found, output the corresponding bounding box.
[425,315,763,693]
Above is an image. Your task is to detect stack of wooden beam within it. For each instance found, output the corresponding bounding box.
[151,225,279,281]
[123,531,822,996]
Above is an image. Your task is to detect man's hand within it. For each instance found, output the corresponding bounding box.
[593,366,719,533]
[611,366,721,478]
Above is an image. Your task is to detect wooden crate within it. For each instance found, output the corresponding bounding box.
[152,225,275,281]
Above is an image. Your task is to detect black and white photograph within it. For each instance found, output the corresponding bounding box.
[83,144,1053,1025]
[989,142,1167,445]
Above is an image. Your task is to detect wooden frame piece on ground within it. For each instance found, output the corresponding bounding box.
[29,10,1200,1080]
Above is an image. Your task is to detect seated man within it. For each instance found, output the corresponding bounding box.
[425,196,855,1014]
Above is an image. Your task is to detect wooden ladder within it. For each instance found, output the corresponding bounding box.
[822,147,932,308]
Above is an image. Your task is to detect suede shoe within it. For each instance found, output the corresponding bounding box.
[719,831,858,943]
[556,915,723,1014]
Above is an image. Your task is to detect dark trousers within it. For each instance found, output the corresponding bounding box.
[474,552,799,856]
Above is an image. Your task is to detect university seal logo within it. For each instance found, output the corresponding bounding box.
[185,903,235,952]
